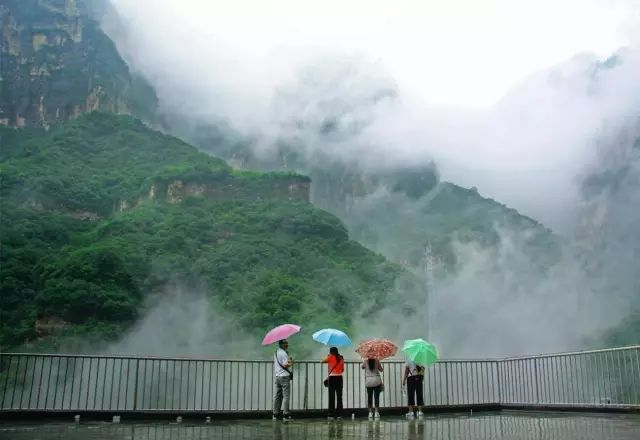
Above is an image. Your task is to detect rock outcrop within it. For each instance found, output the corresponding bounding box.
[0,0,157,128]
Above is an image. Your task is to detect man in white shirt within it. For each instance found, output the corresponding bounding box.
[273,339,293,420]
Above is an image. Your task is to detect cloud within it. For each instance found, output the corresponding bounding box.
[103,0,639,232]
[371,50,640,232]
[428,231,629,357]
[105,0,634,107]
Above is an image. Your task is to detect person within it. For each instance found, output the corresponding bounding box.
[362,357,383,419]
[402,359,424,418]
[273,339,293,421]
[321,346,344,419]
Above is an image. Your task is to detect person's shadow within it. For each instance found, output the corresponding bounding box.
[273,421,290,440]
[366,419,381,440]
[328,419,344,439]
[407,419,425,440]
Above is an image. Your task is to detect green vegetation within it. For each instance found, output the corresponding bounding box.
[344,181,560,272]
[0,113,420,352]
[1,113,230,215]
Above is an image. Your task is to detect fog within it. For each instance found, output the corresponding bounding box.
[99,0,640,357]
[104,0,639,231]
[104,286,263,358]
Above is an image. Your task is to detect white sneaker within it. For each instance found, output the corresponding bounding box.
[405,412,415,419]
[374,411,380,419]
[368,412,373,419]
[417,411,424,417]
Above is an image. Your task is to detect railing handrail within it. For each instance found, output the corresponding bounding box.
[0,353,498,363]
[500,344,640,361]
[2,344,638,362]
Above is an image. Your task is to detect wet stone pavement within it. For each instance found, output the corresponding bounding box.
[1,412,640,439]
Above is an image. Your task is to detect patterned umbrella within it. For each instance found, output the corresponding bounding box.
[355,338,398,360]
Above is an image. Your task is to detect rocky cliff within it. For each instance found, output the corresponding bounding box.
[0,0,157,128]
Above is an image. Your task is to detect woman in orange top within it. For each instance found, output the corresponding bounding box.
[321,346,344,419]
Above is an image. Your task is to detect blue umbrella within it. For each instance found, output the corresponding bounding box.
[312,328,352,347]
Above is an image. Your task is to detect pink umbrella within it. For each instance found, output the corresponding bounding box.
[262,324,301,345]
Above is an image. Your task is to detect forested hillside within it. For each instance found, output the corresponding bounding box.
[0,113,420,353]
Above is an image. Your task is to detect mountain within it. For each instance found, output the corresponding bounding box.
[175,59,559,278]
[496,49,640,345]
[0,0,157,128]
[579,120,640,345]
[0,112,421,354]
[0,0,558,283]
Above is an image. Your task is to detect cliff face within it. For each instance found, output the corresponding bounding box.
[156,177,310,205]
[111,176,310,214]
[576,121,640,285]
[0,0,157,128]
[575,120,640,345]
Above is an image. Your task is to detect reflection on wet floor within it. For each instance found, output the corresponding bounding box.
[1,412,640,440]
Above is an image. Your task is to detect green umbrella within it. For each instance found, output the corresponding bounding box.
[401,338,438,366]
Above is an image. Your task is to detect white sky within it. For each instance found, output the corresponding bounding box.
[116,0,635,107]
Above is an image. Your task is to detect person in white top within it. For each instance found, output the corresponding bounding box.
[402,359,424,418]
[273,339,293,420]
[362,358,383,419]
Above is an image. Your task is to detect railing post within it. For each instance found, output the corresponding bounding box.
[303,363,309,410]
[133,359,140,411]
[496,361,502,404]
[444,362,449,405]
[534,358,540,404]
[1,355,11,409]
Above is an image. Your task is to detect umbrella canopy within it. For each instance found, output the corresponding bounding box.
[262,324,301,346]
[401,338,438,366]
[312,328,352,347]
[355,338,398,360]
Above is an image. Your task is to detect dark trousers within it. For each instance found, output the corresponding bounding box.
[328,376,343,417]
[407,376,424,406]
[366,385,381,408]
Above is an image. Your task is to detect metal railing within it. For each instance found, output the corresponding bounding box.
[499,346,640,406]
[0,345,638,412]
